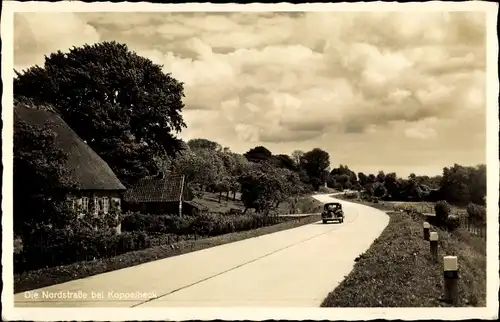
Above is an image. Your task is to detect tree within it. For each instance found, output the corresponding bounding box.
[383,172,399,199]
[171,149,225,191]
[187,138,222,152]
[300,148,330,190]
[291,150,304,168]
[239,163,300,214]
[14,118,76,244]
[376,171,386,183]
[244,146,273,163]
[358,172,368,186]
[14,41,186,186]
[274,154,297,171]
[331,165,357,189]
[373,182,387,198]
[438,164,481,205]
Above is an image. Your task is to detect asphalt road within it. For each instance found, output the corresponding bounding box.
[14,193,389,307]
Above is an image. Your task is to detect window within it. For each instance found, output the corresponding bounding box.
[102,197,110,214]
[81,197,89,212]
[93,197,99,215]
[75,198,83,211]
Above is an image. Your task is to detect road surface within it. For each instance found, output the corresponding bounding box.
[14,193,389,307]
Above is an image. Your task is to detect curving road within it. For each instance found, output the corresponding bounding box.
[14,193,389,307]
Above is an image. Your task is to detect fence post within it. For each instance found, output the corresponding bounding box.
[443,256,459,305]
[430,232,438,262]
[423,222,430,241]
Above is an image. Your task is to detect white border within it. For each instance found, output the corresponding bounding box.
[2,1,499,321]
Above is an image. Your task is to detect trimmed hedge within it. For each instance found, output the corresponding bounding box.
[16,212,291,272]
[121,212,288,236]
[15,229,152,272]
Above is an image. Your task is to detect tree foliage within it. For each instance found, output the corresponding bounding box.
[14,119,76,239]
[244,146,274,163]
[300,148,330,190]
[14,41,186,186]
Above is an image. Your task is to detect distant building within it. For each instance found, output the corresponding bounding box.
[122,172,208,215]
[14,105,126,216]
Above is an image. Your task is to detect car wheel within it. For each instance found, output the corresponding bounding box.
[322,220,327,224]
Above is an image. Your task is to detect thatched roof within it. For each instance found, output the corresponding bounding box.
[14,105,126,191]
[123,173,194,203]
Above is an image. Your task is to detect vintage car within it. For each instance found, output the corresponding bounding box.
[321,202,344,224]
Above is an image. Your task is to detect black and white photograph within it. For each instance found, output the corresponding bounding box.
[2,1,498,321]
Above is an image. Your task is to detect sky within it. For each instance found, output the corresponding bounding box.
[13,11,487,177]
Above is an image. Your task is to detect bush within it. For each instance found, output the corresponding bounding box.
[434,200,451,226]
[122,211,287,238]
[15,229,152,272]
[445,214,461,231]
[344,192,359,199]
[466,203,486,224]
[121,212,192,234]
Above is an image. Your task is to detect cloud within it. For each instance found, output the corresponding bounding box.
[404,117,439,139]
[14,13,100,69]
[13,10,487,175]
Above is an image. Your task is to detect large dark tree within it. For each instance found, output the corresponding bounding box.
[14,41,186,186]
[439,164,486,205]
[300,148,330,190]
[14,119,76,242]
[244,146,273,163]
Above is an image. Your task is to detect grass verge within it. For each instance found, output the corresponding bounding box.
[321,210,486,307]
[15,198,323,293]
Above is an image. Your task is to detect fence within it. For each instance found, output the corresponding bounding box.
[386,203,486,240]
[458,216,486,238]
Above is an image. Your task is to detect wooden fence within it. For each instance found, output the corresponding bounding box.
[388,203,486,239]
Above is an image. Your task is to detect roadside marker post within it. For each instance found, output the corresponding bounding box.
[430,232,438,262]
[443,256,459,305]
[423,222,430,241]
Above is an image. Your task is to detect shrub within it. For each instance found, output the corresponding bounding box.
[15,229,152,272]
[318,186,331,193]
[121,212,192,234]
[434,200,451,226]
[445,214,461,231]
[344,192,359,199]
[466,203,486,224]
[121,212,148,231]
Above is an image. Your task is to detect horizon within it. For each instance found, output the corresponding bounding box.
[14,11,487,178]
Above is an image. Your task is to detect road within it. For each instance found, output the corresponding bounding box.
[14,193,389,307]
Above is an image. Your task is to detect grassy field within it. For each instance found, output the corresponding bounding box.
[321,208,486,307]
[194,191,323,215]
[15,196,324,293]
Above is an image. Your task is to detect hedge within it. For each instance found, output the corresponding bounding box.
[16,212,290,272]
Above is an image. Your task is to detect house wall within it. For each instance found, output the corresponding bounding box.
[66,190,123,234]
[68,190,122,214]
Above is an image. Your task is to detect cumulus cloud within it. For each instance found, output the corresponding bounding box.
[13,10,488,175]
[14,13,100,70]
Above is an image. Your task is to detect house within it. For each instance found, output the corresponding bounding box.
[14,104,127,216]
[123,172,208,215]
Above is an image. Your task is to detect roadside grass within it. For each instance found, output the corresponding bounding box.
[321,210,486,307]
[14,197,324,293]
[387,201,466,215]
[334,194,466,215]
